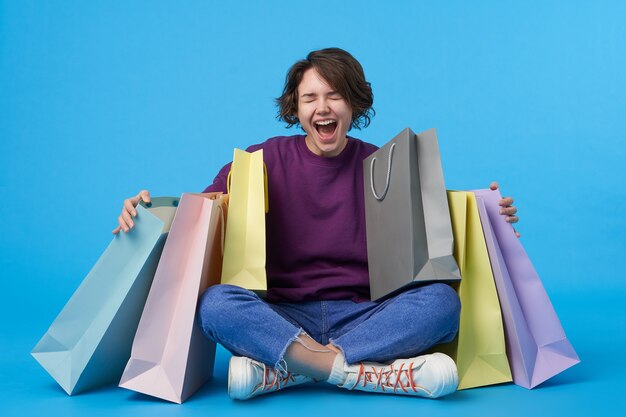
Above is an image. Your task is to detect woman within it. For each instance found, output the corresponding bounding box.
[114,48,519,400]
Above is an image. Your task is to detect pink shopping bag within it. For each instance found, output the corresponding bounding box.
[119,193,228,403]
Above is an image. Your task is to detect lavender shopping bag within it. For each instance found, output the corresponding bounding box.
[474,189,580,388]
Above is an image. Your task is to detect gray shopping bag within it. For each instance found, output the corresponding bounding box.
[364,128,460,300]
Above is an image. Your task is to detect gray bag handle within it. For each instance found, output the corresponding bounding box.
[370,142,396,201]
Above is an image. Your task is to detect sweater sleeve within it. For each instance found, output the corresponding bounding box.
[202,142,266,193]
[202,162,231,193]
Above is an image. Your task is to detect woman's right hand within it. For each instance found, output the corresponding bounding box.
[112,190,151,234]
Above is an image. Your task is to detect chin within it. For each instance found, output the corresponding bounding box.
[306,131,347,157]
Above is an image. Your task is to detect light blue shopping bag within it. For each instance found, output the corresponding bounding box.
[31,197,178,395]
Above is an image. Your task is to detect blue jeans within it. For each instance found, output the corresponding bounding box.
[197,283,460,368]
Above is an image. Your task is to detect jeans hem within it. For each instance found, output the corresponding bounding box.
[274,328,306,371]
[328,337,349,363]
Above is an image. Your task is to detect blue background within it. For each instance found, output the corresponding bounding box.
[1,0,625,415]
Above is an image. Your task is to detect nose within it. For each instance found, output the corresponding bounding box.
[316,98,330,114]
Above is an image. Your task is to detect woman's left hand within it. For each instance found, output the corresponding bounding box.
[490,181,520,238]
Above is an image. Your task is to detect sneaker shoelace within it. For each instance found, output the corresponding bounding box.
[255,366,297,393]
[351,361,433,395]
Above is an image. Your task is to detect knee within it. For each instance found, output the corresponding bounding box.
[197,284,256,337]
[428,283,460,319]
[408,283,460,332]
[427,283,460,313]
[427,283,461,338]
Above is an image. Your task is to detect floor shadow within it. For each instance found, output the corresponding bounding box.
[37,382,122,397]
[531,364,589,389]
[121,375,228,404]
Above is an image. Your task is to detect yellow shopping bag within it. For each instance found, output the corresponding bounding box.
[435,191,512,389]
[221,148,268,294]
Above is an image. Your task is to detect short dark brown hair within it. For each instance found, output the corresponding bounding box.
[276,48,375,130]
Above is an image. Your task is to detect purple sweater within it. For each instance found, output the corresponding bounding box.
[204,135,379,303]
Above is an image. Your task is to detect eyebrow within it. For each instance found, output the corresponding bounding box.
[300,90,340,98]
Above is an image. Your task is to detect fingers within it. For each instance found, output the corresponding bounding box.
[118,212,133,233]
[115,190,151,234]
[207,192,223,200]
[123,204,135,224]
[138,190,151,204]
[124,198,138,216]
[116,215,128,233]
[499,206,517,216]
[493,189,521,233]
[497,194,520,226]
[499,196,517,218]
[117,199,136,233]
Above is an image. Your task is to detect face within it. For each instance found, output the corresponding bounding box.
[296,68,353,158]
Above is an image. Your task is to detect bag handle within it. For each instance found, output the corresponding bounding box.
[263,164,269,213]
[227,163,270,213]
[218,200,226,255]
[370,142,396,201]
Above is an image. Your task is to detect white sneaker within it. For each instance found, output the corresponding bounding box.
[328,352,458,398]
[228,356,314,400]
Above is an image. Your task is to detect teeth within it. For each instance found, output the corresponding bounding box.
[315,120,336,126]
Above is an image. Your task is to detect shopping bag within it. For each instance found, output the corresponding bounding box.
[364,128,460,301]
[473,189,580,388]
[434,191,512,389]
[119,193,227,403]
[31,197,179,395]
[221,148,267,294]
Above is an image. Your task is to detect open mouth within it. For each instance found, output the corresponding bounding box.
[314,119,337,139]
